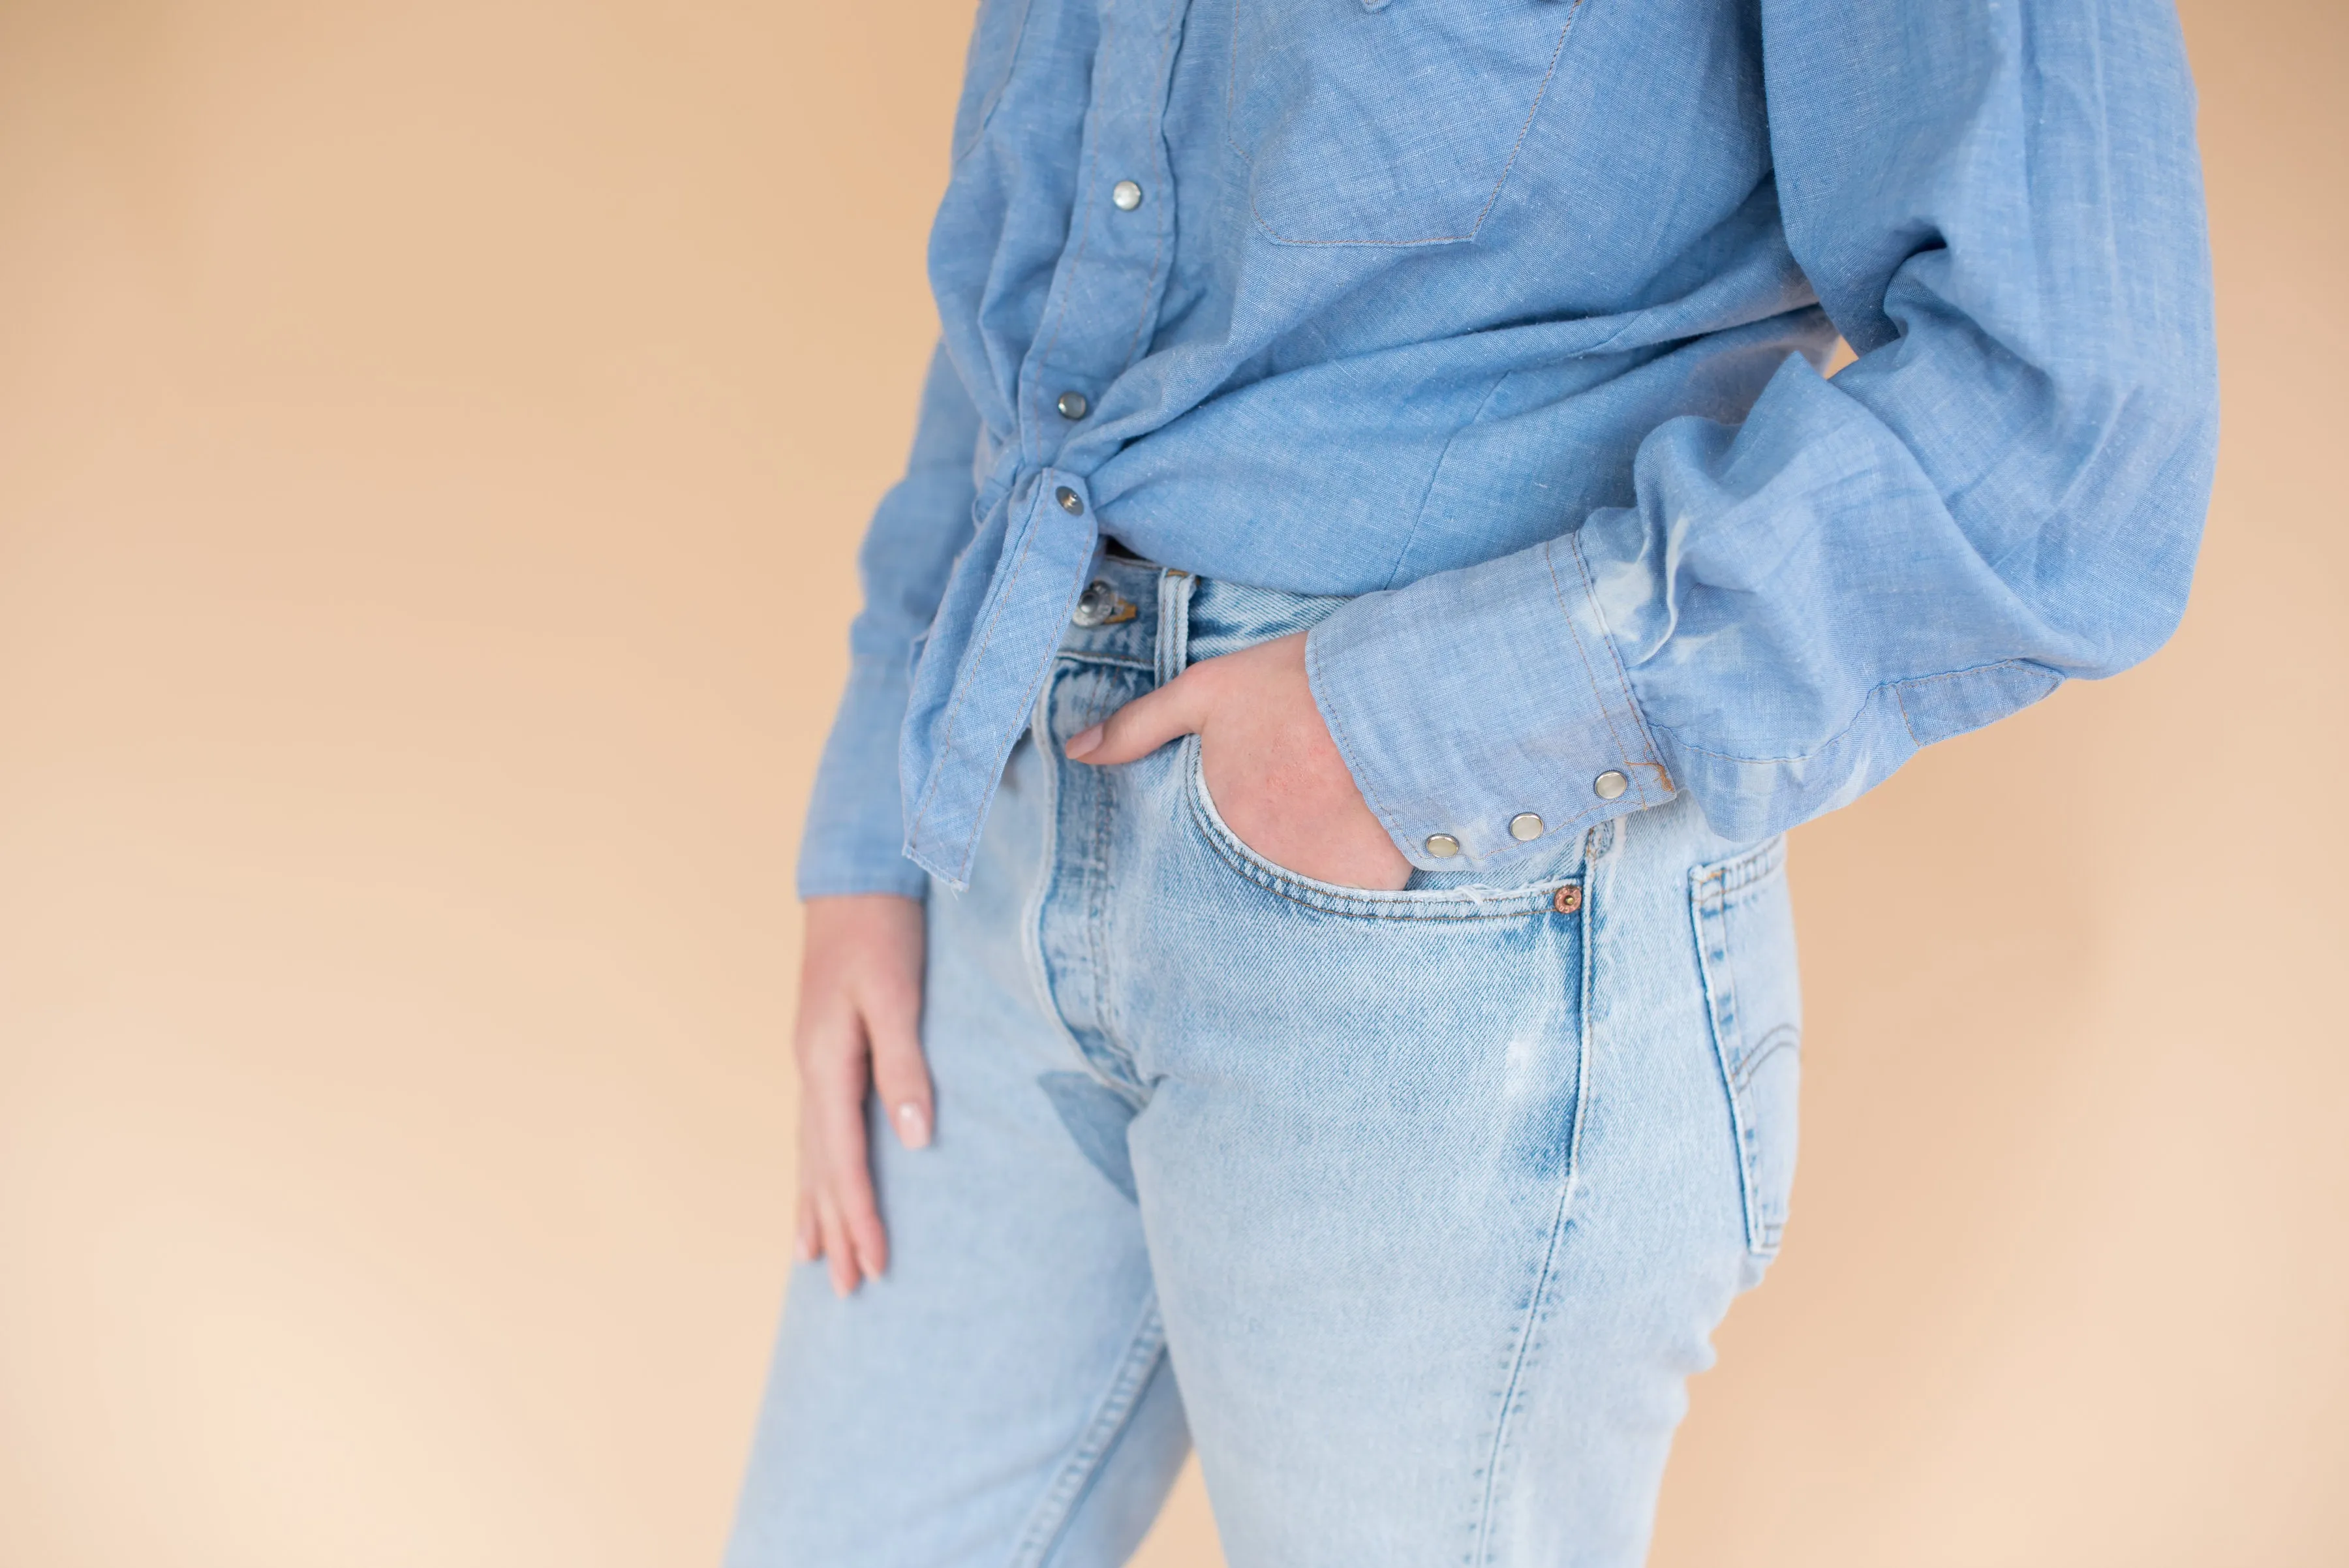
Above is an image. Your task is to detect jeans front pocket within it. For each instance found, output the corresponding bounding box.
[1225,0,1585,247]
[1182,737,1576,921]
[1691,837,1801,1258]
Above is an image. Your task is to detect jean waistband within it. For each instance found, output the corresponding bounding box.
[1056,553,1350,677]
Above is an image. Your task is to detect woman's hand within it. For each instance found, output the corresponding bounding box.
[793,893,929,1295]
[1066,632,1411,891]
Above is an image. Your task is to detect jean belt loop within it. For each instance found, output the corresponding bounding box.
[1156,568,1196,685]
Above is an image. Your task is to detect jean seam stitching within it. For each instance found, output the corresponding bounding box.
[1006,1300,1168,1568]
[1088,722,1130,1066]
[1475,829,1599,1563]
[1022,680,1107,1095]
[1691,855,1779,1257]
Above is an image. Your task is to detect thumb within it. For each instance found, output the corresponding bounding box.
[1064,673,1212,765]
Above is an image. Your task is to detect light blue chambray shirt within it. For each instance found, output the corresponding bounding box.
[797,0,2218,899]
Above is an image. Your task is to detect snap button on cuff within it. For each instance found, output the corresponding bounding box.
[1593,770,1629,801]
[1055,390,1089,420]
[1054,486,1084,515]
[1424,833,1460,859]
[1509,812,1545,841]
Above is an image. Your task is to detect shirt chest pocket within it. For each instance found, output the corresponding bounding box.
[1226,0,1584,247]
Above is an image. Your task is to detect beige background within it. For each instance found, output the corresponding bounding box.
[1,2,2341,1563]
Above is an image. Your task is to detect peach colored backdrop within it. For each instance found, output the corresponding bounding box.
[1,3,2340,1564]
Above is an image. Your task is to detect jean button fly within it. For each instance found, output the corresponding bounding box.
[1071,581,1135,628]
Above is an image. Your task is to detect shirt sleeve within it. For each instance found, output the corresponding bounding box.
[1306,0,2219,872]
[796,341,985,899]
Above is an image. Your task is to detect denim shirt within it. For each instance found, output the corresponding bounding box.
[797,0,2218,899]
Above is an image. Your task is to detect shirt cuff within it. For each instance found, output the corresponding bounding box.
[795,654,932,901]
[1304,533,1676,875]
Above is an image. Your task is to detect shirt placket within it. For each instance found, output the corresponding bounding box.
[1015,0,1186,477]
[900,0,1191,887]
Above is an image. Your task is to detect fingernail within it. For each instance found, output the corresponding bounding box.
[792,1229,813,1264]
[895,1101,931,1148]
[1066,725,1103,759]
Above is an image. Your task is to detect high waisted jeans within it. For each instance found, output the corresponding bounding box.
[728,556,1802,1567]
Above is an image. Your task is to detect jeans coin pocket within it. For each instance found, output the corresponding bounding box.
[1691,837,1802,1258]
[1225,0,1584,247]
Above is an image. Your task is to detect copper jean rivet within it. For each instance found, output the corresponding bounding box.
[1553,885,1582,914]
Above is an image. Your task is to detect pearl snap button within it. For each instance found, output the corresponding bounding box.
[1054,486,1084,515]
[1055,390,1089,420]
[1111,180,1143,211]
[1509,812,1545,841]
[1424,833,1461,859]
[1593,770,1629,801]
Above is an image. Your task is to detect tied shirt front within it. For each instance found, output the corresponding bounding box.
[797,0,2218,897]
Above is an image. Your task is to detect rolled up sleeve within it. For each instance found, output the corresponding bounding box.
[1308,0,2218,872]
[1306,538,1674,871]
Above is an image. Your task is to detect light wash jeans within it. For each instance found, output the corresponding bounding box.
[728,557,1802,1567]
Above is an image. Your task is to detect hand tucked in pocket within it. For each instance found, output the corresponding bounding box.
[1064,631,1413,891]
